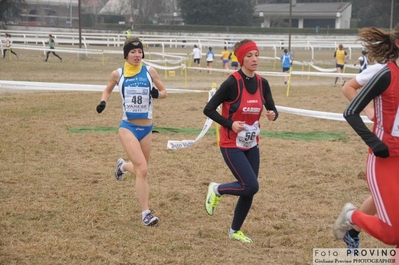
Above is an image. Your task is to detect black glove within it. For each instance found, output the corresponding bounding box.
[96,101,106,113]
[370,140,390,158]
[151,87,160,99]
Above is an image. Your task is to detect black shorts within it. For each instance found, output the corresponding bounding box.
[194,58,200,64]
[336,63,344,70]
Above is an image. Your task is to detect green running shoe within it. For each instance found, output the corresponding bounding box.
[205,182,221,216]
[229,230,253,243]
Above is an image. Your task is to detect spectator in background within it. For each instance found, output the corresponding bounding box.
[125,29,132,39]
[2,33,19,59]
[221,46,230,71]
[354,50,370,73]
[193,44,201,69]
[279,48,293,85]
[206,47,214,75]
[333,43,348,86]
[229,51,239,70]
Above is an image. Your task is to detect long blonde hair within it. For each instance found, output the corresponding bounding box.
[357,24,399,63]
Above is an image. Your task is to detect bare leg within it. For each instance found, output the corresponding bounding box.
[118,128,152,212]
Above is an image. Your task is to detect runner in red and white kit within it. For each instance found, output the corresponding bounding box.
[203,39,278,243]
[334,25,399,249]
[339,63,385,250]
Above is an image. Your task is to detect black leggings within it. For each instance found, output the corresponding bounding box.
[45,51,62,61]
[219,146,260,231]
[3,49,18,58]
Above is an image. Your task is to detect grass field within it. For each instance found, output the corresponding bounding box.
[0,44,389,265]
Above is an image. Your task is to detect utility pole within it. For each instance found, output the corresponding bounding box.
[69,0,72,27]
[390,0,394,30]
[289,0,292,52]
[79,0,82,49]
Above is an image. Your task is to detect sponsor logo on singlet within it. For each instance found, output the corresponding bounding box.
[242,107,261,114]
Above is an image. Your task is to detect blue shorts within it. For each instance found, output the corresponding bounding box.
[282,67,290,72]
[222,59,229,64]
[119,120,153,141]
[231,62,239,67]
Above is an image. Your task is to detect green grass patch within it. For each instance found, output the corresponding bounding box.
[68,126,348,142]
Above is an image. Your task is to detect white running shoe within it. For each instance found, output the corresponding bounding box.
[142,210,159,226]
[333,203,356,239]
[114,158,125,181]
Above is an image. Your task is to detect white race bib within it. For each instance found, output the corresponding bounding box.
[124,87,149,114]
[236,121,260,148]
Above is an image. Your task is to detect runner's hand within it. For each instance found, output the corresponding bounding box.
[151,87,160,98]
[96,101,106,113]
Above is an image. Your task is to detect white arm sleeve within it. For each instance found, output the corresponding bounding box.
[355,63,385,86]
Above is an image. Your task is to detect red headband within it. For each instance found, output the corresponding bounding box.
[235,41,259,66]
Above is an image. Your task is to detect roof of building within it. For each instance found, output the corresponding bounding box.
[25,0,80,6]
[255,2,351,16]
[24,1,352,18]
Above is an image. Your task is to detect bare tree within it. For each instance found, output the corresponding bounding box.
[99,0,164,23]
[100,0,136,15]
[134,0,165,23]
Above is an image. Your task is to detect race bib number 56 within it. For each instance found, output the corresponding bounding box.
[236,121,260,148]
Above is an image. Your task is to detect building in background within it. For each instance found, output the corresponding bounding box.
[17,0,351,29]
[20,0,78,27]
[19,0,108,27]
[255,1,352,29]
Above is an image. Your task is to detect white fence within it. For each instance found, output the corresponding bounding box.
[0,29,363,60]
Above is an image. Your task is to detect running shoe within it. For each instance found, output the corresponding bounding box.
[205,182,221,216]
[333,203,356,239]
[343,230,360,249]
[142,211,159,226]
[114,158,125,181]
[229,230,253,243]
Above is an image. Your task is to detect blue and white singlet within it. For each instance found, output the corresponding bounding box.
[117,66,153,120]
